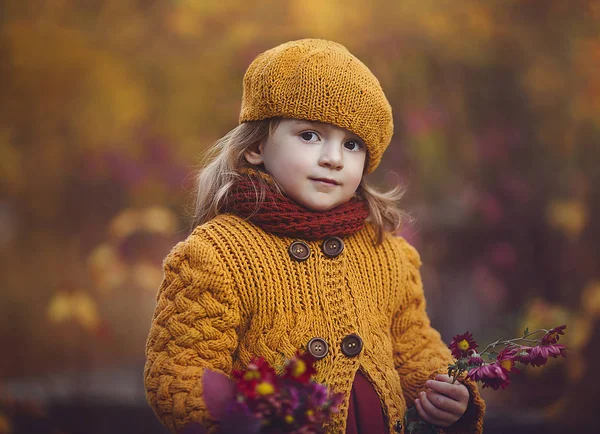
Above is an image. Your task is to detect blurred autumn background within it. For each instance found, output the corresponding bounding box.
[1,0,599,433]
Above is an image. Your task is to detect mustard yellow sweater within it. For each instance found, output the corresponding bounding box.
[144,214,485,433]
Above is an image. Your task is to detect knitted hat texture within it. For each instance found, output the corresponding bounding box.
[239,39,393,173]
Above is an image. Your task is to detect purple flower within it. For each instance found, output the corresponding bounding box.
[467,363,511,390]
[541,325,567,345]
[449,332,478,359]
[467,353,484,366]
[528,344,567,367]
[306,382,329,407]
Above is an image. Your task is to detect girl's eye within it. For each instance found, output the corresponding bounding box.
[344,140,363,151]
[300,131,319,142]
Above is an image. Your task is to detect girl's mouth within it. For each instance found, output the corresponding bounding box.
[311,178,339,186]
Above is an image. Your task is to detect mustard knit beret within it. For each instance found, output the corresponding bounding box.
[239,39,393,174]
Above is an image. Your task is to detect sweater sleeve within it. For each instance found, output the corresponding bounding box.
[391,237,485,434]
[143,234,240,433]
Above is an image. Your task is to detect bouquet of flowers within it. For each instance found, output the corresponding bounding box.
[404,325,568,433]
[447,324,568,389]
[186,352,343,434]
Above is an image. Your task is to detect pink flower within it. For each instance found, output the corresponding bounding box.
[467,355,484,366]
[467,352,484,366]
[495,347,520,375]
[449,332,478,359]
[541,325,567,345]
[512,347,534,365]
[284,351,316,384]
[232,357,278,400]
[467,363,511,390]
[528,344,567,367]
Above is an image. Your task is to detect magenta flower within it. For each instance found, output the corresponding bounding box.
[528,344,567,367]
[495,347,520,375]
[449,332,478,358]
[306,381,329,407]
[283,351,317,384]
[541,325,567,345]
[467,353,484,366]
[512,346,534,365]
[467,363,511,390]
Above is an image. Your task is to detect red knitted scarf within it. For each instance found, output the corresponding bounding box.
[223,169,369,240]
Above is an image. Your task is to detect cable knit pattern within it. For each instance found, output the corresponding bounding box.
[239,39,393,174]
[144,232,240,433]
[144,215,485,434]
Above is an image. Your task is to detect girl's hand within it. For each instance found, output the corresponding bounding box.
[414,374,469,427]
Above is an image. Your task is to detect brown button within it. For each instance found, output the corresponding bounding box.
[289,241,311,261]
[341,334,363,357]
[322,237,344,257]
[307,337,329,359]
[394,421,403,432]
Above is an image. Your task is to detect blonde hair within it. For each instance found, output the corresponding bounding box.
[190,119,409,244]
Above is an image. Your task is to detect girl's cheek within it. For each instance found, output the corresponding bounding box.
[277,159,300,173]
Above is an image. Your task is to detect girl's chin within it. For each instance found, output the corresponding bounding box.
[297,200,342,212]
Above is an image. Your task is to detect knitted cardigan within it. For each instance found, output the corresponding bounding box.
[144,214,485,434]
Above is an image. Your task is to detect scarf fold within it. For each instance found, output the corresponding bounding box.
[223,169,369,240]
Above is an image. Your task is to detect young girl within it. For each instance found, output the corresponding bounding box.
[144,39,485,434]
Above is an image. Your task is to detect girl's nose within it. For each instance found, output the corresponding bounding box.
[318,142,344,170]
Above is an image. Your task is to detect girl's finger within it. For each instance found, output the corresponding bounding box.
[415,398,436,426]
[434,374,453,382]
[417,391,453,426]
[425,390,464,416]
[426,379,469,403]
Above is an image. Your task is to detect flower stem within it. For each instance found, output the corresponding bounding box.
[478,329,547,355]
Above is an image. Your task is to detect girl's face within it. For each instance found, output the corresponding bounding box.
[244,118,367,211]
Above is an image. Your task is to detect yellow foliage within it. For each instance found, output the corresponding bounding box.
[519,297,570,342]
[581,281,600,317]
[3,22,147,150]
[546,199,589,239]
[132,261,164,292]
[465,5,494,40]
[72,50,148,148]
[571,38,600,125]
[72,292,100,331]
[176,0,230,15]
[141,206,179,235]
[47,290,100,331]
[109,206,178,240]
[47,292,72,324]
[0,412,11,434]
[290,0,372,40]
[520,297,593,354]
[109,209,142,240]
[0,130,23,194]
[87,244,128,294]
[523,54,568,109]
[371,0,494,62]
[229,22,261,45]
[167,6,204,37]
[567,315,593,353]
